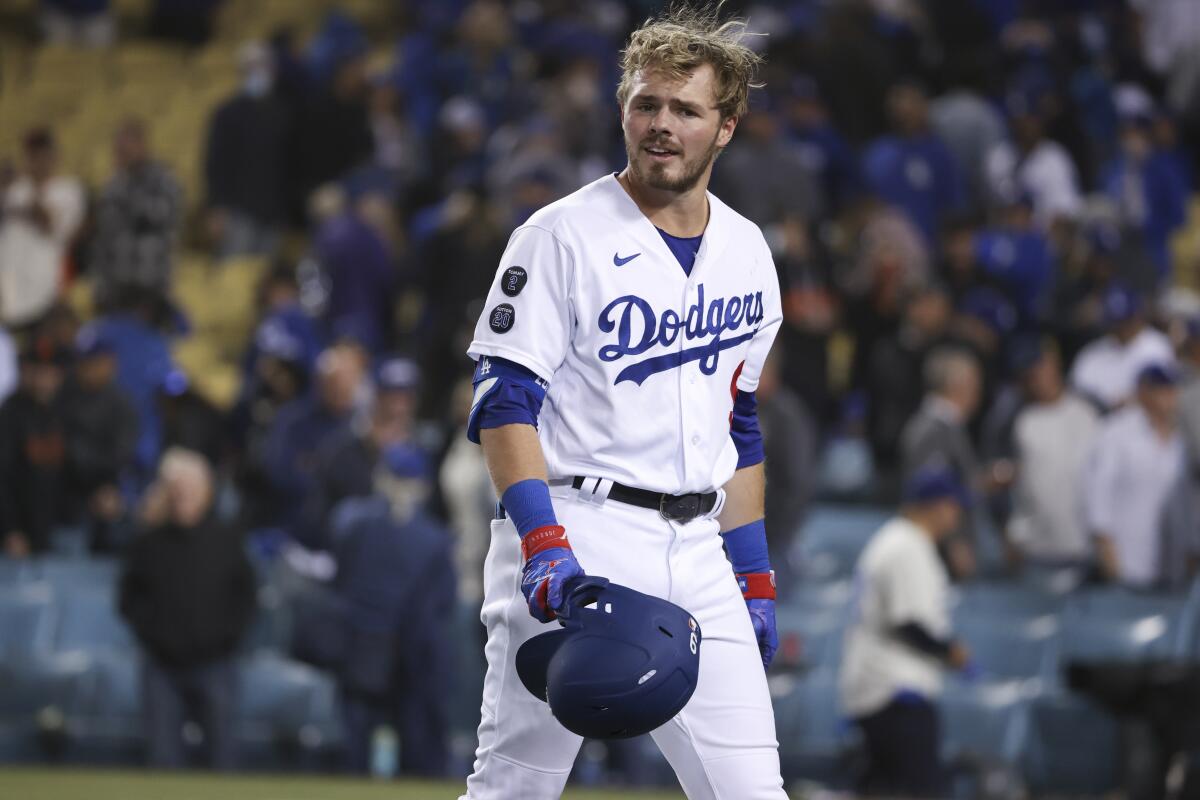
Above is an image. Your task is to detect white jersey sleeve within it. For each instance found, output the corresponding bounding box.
[467,225,576,383]
[732,245,782,394]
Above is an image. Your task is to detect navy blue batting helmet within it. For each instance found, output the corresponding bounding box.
[516,577,702,739]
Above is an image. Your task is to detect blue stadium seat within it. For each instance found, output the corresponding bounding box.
[954,615,1059,684]
[773,607,845,676]
[791,505,890,581]
[940,680,1031,766]
[951,582,1064,623]
[0,582,57,662]
[235,652,342,769]
[773,674,858,788]
[54,583,135,654]
[63,650,143,765]
[31,557,120,591]
[1021,690,1121,795]
[787,579,855,616]
[0,652,92,764]
[1059,589,1186,662]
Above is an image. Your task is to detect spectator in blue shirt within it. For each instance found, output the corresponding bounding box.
[862,80,965,245]
[259,342,368,535]
[973,195,1055,326]
[782,75,859,219]
[1099,114,1188,283]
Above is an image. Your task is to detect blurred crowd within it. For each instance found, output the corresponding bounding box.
[1,0,1200,778]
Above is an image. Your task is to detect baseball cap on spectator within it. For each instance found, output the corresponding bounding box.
[902,466,971,508]
[255,316,308,365]
[375,356,420,393]
[958,287,1017,337]
[1006,333,1049,376]
[1102,283,1142,325]
[75,325,114,359]
[1086,223,1121,256]
[381,441,429,479]
[1137,362,1181,388]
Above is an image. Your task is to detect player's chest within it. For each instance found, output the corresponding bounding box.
[571,249,765,387]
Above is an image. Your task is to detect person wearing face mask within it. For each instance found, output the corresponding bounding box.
[203,41,292,259]
[296,356,425,549]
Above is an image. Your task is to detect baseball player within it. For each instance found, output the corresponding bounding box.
[460,7,787,799]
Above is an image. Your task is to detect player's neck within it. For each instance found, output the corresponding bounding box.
[617,168,710,237]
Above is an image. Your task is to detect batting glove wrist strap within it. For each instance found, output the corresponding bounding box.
[737,571,776,601]
[521,525,570,561]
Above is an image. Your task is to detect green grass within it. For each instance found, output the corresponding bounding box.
[0,768,686,800]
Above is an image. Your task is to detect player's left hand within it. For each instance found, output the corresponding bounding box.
[746,598,778,670]
[737,571,777,670]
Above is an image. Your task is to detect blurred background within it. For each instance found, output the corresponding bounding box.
[0,0,1198,797]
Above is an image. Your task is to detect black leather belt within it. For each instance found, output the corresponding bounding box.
[570,476,717,523]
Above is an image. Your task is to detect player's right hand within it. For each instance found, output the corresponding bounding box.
[519,525,585,623]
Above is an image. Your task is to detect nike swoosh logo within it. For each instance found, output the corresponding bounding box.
[613,252,641,266]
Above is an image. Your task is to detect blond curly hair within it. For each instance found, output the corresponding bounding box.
[617,3,764,120]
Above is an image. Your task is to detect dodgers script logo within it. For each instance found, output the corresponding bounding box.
[598,284,764,385]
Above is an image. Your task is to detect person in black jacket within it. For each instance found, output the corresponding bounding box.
[61,327,139,551]
[119,447,257,770]
[203,42,292,258]
[0,337,72,557]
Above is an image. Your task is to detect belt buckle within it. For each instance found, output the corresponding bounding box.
[660,493,701,523]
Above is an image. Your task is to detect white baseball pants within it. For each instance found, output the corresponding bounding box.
[460,483,787,799]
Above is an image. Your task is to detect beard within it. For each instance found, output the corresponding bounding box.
[625,129,722,193]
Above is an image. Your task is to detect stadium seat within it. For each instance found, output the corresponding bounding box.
[54,582,135,654]
[787,578,855,616]
[773,607,845,677]
[0,651,92,764]
[32,556,120,591]
[234,652,342,770]
[791,504,890,581]
[940,680,1031,766]
[1059,589,1186,663]
[950,582,1065,623]
[773,674,859,788]
[63,650,143,765]
[0,582,57,661]
[954,615,1059,684]
[1021,690,1122,795]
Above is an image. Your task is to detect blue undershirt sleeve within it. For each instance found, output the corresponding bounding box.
[467,356,549,444]
[730,390,765,469]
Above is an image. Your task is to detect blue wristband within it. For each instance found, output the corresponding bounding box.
[721,519,770,574]
[501,478,559,537]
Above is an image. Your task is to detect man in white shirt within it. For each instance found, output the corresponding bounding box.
[0,128,85,327]
[984,91,1082,229]
[1070,284,1174,411]
[840,467,973,798]
[1009,340,1100,563]
[1084,363,1186,588]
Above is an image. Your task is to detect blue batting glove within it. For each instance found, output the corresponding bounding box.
[520,525,585,623]
[738,572,778,670]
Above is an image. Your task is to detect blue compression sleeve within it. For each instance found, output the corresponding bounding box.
[731,390,764,469]
[467,356,548,444]
[501,478,559,537]
[721,519,770,573]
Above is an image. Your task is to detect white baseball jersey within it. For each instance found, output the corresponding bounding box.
[467,173,783,495]
[839,517,951,718]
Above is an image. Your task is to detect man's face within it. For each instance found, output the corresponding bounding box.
[1140,384,1180,422]
[621,64,736,194]
[26,363,64,403]
[1025,350,1063,403]
[889,84,928,135]
[371,388,416,446]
